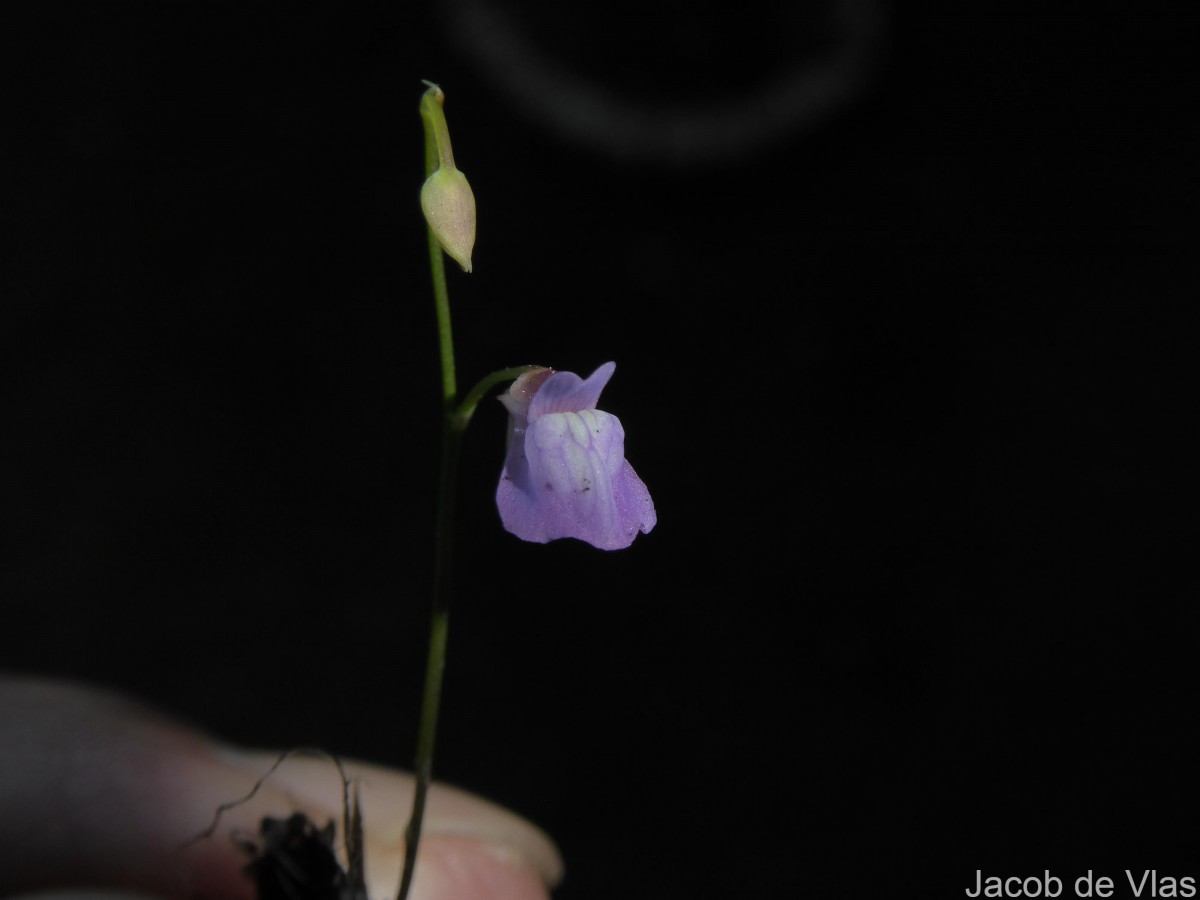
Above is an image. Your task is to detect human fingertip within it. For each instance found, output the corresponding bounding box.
[222,750,564,891]
[406,834,556,900]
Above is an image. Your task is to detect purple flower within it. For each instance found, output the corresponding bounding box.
[496,362,656,550]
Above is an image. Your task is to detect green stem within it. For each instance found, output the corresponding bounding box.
[398,83,538,900]
[420,80,458,170]
[456,366,540,428]
[428,214,456,406]
[398,364,537,900]
[397,85,459,900]
[422,86,457,406]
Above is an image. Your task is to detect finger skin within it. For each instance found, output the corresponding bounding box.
[222,750,564,896]
[0,677,562,900]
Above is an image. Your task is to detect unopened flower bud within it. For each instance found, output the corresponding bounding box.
[420,166,476,273]
[419,83,476,273]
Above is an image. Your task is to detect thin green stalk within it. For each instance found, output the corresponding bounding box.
[397,86,459,900]
[455,365,541,428]
[399,84,526,900]
[423,87,457,406]
[397,358,536,900]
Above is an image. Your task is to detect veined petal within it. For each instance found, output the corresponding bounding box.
[528,362,616,420]
[496,406,654,549]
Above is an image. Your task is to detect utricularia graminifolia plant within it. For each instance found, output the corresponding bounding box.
[396,82,656,900]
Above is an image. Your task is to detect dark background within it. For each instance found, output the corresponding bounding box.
[2,2,1193,898]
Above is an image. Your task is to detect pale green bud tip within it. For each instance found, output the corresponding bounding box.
[421,166,476,273]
